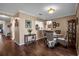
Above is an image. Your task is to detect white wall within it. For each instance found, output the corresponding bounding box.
[46,21,52,30]
[11,17,20,46]
[12,12,45,45]
[19,15,36,45]
[45,16,76,35]
[13,12,38,45]
[11,17,15,40]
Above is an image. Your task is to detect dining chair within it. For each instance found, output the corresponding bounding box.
[57,32,68,47]
[45,31,57,48]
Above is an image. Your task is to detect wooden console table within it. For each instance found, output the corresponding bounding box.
[24,34,36,44]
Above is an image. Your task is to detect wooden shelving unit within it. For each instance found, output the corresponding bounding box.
[68,19,76,48]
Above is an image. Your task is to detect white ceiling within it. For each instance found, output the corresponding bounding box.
[0,3,77,20]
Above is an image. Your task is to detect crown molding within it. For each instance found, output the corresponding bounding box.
[0,11,13,17]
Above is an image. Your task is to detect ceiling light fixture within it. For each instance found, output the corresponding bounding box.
[48,8,55,14]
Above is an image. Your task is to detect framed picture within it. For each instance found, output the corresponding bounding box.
[25,20,32,28]
[53,22,56,28]
[48,24,51,28]
[56,23,60,27]
[52,22,60,28]
[35,24,40,30]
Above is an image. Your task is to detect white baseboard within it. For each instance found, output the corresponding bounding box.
[18,42,25,46]
[13,37,45,46]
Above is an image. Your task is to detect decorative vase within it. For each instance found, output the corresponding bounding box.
[28,29,32,35]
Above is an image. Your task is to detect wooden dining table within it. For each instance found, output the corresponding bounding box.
[53,34,64,38]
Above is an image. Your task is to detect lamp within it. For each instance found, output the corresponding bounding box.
[48,8,55,14]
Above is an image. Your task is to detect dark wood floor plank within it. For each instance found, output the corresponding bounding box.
[0,38,77,56]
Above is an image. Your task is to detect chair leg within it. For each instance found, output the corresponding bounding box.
[64,45,67,48]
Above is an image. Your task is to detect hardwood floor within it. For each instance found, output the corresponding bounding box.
[0,38,77,56]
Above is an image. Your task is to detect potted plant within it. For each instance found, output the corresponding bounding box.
[28,29,32,34]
